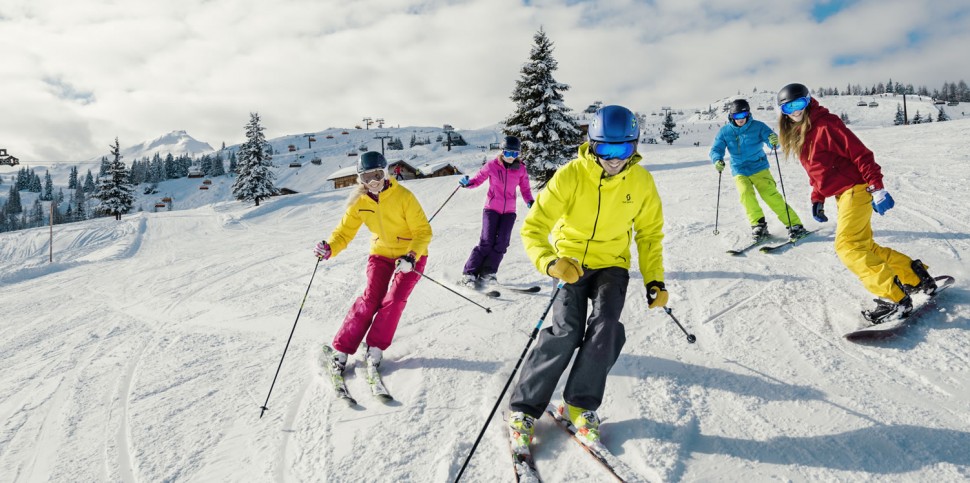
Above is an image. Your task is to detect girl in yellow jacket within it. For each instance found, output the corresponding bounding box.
[313,152,432,371]
[506,106,666,450]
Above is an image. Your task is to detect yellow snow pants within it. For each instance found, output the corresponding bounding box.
[834,184,920,302]
[735,169,802,227]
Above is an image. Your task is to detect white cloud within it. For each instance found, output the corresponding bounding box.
[1,0,967,161]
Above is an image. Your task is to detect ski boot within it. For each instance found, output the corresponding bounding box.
[906,259,937,295]
[508,411,536,454]
[787,224,808,241]
[751,217,768,240]
[458,273,478,289]
[480,273,498,288]
[361,342,383,368]
[329,347,349,373]
[557,402,601,446]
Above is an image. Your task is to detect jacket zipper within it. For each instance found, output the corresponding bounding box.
[581,177,604,266]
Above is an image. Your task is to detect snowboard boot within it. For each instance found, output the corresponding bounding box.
[751,217,768,240]
[862,278,913,324]
[557,402,601,445]
[458,273,478,289]
[907,259,937,295]
[787,224,808,240]
[508,411,536,453]
[361,343,383,368]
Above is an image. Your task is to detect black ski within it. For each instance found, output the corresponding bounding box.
[454,282,501,298]
[496,284,543,294]
[726,235,772,255]
[759,230,817,253]
[545,404,650,482]
[845,275,955,342]
[321,346,356,406]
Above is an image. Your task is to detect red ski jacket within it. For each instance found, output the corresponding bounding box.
[798,98,884,203]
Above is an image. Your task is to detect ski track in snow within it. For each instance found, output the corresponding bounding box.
[2,119,970,482]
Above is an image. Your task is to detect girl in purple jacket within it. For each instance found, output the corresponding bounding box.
[458,136,535,288]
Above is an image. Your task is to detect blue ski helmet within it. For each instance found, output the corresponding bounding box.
[588,105,639,143]
[357,151,387,173]
[500,136,521,151]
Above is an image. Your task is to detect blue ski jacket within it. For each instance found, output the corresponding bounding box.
[709,119,776,177]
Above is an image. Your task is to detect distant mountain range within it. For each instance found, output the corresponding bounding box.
[87,130,214,162]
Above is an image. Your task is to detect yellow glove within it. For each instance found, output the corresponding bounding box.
[768,133,779,148]
[547,258,583,284]
[645,281,668,309]
[714,160,725,173]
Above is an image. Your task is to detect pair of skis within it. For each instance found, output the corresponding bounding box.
[508,404,649,482]
[726,229,815,255]
[321,346,392,406]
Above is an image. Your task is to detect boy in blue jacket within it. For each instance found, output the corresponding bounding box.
[710,99,806,240]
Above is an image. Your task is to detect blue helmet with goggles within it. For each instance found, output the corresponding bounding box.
[588,105,639,143]
[778,83,811,115]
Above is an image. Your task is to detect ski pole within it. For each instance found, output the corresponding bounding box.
[454,282,565,482]
[663,306,696,344]
[772,148,794,230]
[259,258,322,418]
[714,170,722,235]
[427,185,461,223]
[417,271,493,313]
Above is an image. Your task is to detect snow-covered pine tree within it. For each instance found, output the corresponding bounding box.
[68,166,78,190]
[504,27,583,186]
[83,170,96,193]
[937,107,949,122]
[660,112,680,145]
[43,171,53,201]
[211,152,226,177]
[894,104,905,125]
[232,112,277,206]
[94,138,135,220]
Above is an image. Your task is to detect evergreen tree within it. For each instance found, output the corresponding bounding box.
[73,186,87,221]
[68,166,78,189]
[6,185,22,213]
[99,156,110,177]
[211,152,226,177]
[937,107,950,122]
[660,112,680,145]
[912,110,922,124]
[894,104,906,125]
[228,151,238,175]
[43,170,54,201]
[94,138,135,220]
[30,198,44,227]
[840,112,851,125]
[83,170,96,193]
[29,171,42,193]
[504,27,583,186]
[232,112,277,206]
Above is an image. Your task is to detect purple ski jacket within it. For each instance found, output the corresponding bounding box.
[465,157,535,214]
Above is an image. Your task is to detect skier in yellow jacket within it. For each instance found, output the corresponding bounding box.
[507,105,666,451]
[313,151,432,373]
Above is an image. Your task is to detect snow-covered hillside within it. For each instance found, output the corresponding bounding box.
[2,118,969,482]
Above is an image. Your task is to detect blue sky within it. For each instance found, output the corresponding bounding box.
[1,0,968,161]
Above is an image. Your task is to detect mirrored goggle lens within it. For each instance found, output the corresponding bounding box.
[592,141,636,160]
[503,150,520,158]
[780,97,810,115]
[730,111,750,120]
[359,169,385,183]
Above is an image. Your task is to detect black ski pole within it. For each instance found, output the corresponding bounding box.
[259,258,322,418]
[427,185,461,223]
[417,271,493,313]
[714,170,722,235]
[454,282,565,482]
[772,148,794,230]
[663,306,696,344]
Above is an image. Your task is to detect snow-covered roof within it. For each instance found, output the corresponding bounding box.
[326,165,359,180]
[415,161,454,175]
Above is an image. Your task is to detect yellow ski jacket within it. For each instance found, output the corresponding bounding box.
[521,143,664,284]
[327,178,432,259]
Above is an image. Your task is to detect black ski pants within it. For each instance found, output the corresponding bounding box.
[509,266,629,419]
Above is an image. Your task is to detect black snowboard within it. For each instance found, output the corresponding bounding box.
[844,275,955,342]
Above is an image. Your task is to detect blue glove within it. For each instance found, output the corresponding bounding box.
[870,189,894,215]
[458,175,470,187]
[526,200,534,209]
[812,202,828,223]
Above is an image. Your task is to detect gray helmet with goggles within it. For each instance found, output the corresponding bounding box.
[357,151,387,173]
